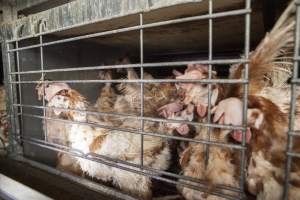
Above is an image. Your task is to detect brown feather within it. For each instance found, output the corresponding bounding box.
[229,1,296,97]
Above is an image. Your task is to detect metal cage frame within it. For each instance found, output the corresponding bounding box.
[1,0,298,199]
[284,0,300,199]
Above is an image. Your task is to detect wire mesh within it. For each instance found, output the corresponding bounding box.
[283,1,300,199]
[3,0,253,199]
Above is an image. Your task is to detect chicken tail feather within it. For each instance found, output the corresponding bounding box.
[249,1,296,89]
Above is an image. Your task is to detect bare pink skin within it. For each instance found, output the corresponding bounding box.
[175,104,195,135]
[175,64,208,91]
[173,64,217,118]
[212,98,252,143]
[172,70,183,77]
[158,103,195,136]
[196,104,207,118]
[231,128,252,143]
[157,102,183,119]
[212,98,243,126]
[36,82,71,101]
[176,124,190,135]
[180,104,195,122]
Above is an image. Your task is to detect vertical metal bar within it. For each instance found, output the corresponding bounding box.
[139,13,144,168]
[40,35,48,142]
[239,0,251,197]
[5,43,17,154]
[204,0,213,168]
[283,2,300,199]
[2,43,13,154]
[15,41,23,137]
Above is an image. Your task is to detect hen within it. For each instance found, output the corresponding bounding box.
[158,1,298,199]
[36,82,83,176]
[42,81,172,199]
[212,2,300,199]
[174,64,223,119]
[93,63,178,122]
[158,68,240,200]
[213,95,300,200]
[178,126,240,200]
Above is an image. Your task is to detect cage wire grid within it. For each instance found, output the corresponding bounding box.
[6,0,250,199]
[2,0,268,199]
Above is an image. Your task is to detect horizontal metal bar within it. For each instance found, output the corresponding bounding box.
[287,152,300,159]
[18,136,241,199]
[10,79,247,84]
[7,43,41,52]
[289,131,300,137]
[16,98,244,136]
[9,58,249,75]
[20,112,244,150]
[19,135,242,194]
[6,8,250,47]
[291,79,300,83]
[27,137,85,155]
[13,104,245,131]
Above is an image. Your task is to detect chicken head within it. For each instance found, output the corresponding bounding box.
[212,97,253,143]
[174,64,219,118]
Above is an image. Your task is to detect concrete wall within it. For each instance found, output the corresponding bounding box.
[0,0,204,41]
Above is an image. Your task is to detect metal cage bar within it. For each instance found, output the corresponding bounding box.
[3,1,254,199]
[9,58,248,75]
[12,103,245,131]
[283,1,300,199]
[239,0,251,196]
[1,43,15,154]
[15,135,242,200]
[9,79,248,84]
[139,13,145,168]
[17,134,242,194]
[204,0,214,168]
[15,41,23,140]
[18,112,245,150]
[39,33,48,142]
[6,43,21,155]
